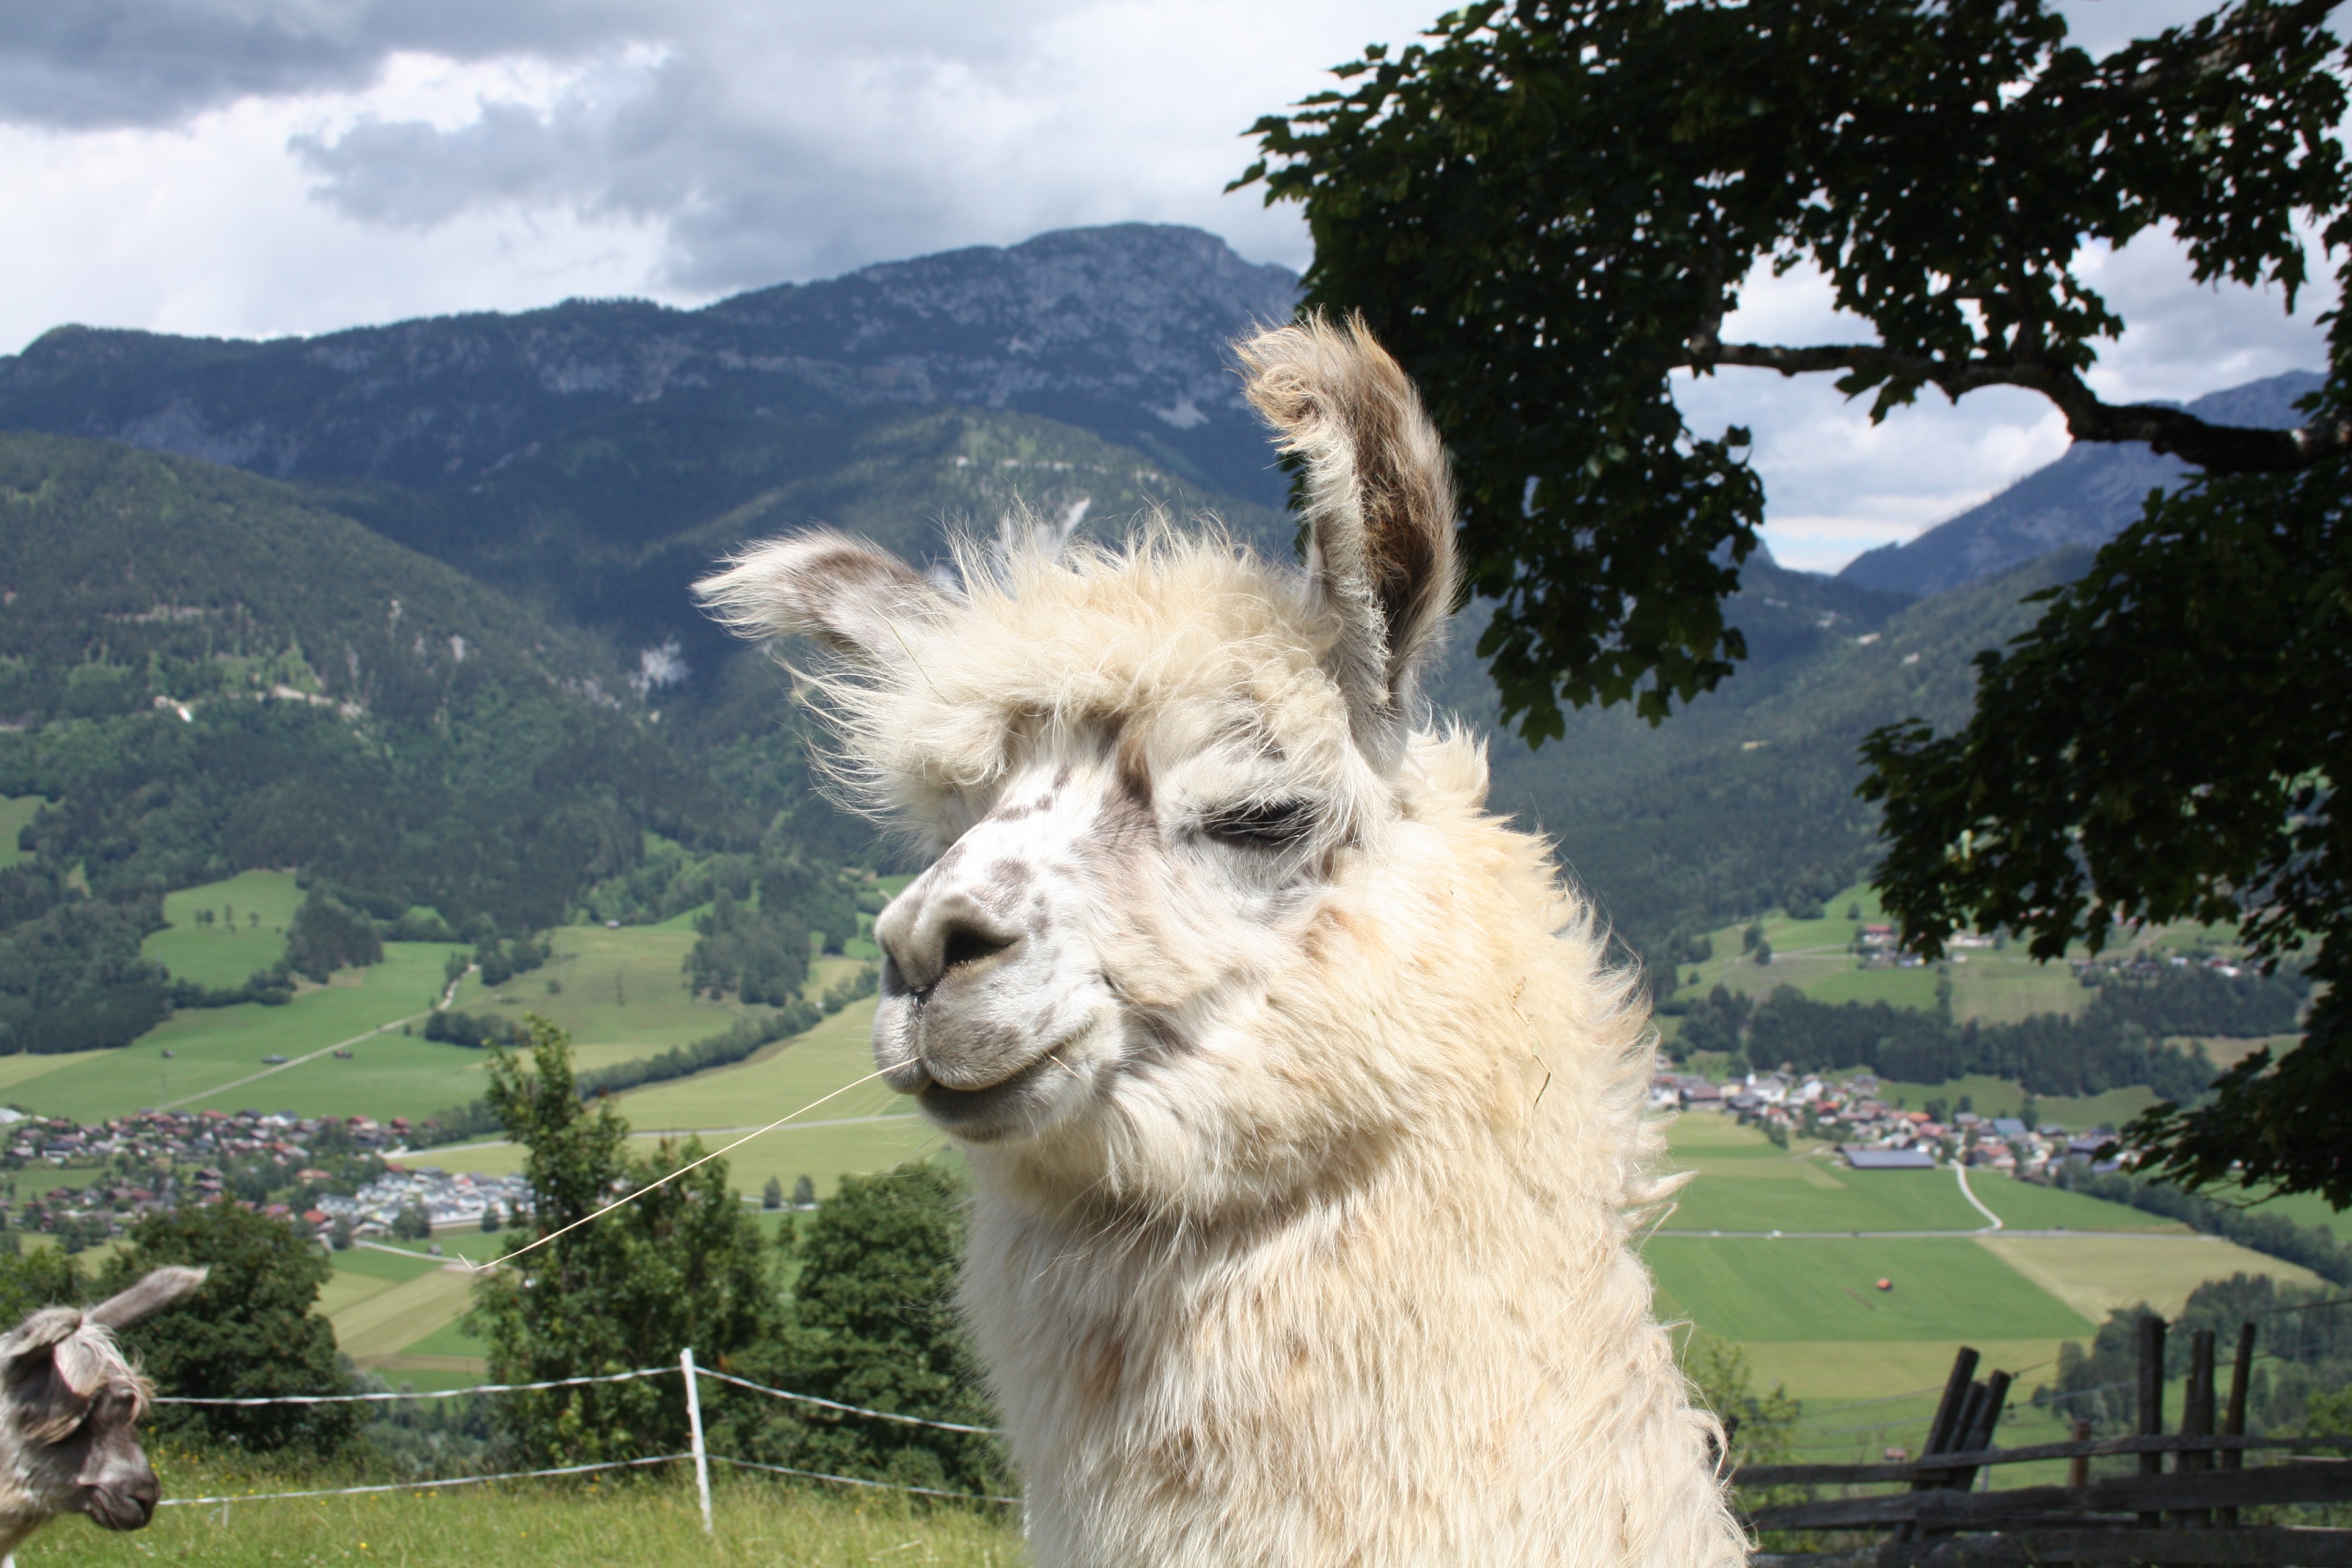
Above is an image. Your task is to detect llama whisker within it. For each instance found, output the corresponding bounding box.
[462,1067,892,1273]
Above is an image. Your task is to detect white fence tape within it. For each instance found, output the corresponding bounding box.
[158,1453,687,1507]
[694,1366,1001,1435]
[153,1365,675,1406]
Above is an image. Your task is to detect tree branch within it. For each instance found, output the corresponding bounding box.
[2106,0,2342,103]
[1693,339,2348,475]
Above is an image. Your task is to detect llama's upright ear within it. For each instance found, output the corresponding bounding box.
[1239,314,1459,755]
[85,1266,206,1331]
[694,530,947,663]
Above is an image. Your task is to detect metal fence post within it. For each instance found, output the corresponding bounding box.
[682,1347,712,1535]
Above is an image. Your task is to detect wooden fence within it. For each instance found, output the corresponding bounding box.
[1736,1321,2352,1566]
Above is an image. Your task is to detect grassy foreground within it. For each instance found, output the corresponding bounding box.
[23,1471,1026,1567]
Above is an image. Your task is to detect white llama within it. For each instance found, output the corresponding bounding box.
[698,317,1747,1567]
[0,1265,207,1565]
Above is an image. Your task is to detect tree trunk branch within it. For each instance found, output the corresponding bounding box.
[1696,340,2346,475]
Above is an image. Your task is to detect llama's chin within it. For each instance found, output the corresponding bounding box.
[915,1050,1079,1142]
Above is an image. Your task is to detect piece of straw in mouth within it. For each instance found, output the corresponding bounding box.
[463,1066,892,1271]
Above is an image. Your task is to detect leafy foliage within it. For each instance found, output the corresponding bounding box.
[1865,447,2352,1205]
[2038,1271,2352,1434]
[0,432,756,936]
[283,888,383,983]
[1241,0,2351,736]
[1680,1330,1799,1470]
[1673,959,2297,1101]
[766,1163,1005,1496]
[469,1018,784,1467]
[0,1245,82,1326]
[686,888,810,1005]
[0,888,168,1053]
[98,1201,361,1454]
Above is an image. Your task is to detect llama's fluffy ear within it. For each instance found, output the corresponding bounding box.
[695,530,946,664]
[85,1266,206,1331]
[1238,313,1459,755]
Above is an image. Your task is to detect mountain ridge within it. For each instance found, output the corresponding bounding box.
[0,224,1301,512]
[1837,369,2322,597]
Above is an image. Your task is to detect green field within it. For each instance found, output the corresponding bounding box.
[20,1469,1023,1568]
[1959,1174,2185,1232]
[1668,1159,1987,1234]
[0,795,40,868]
[1650,1234,2095,1342]
[1669,879,2248,1031]
[10,943,460,1121]
[434,998,942,1201]
[442,914,788,1072]
[142,870,304,989]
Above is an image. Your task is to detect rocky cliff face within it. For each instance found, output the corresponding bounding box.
[1837,369,2324,597]
[0,223,1301,507]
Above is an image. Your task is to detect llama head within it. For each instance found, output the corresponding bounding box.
[700,316,1501,1215]
[0,1266,206,1553]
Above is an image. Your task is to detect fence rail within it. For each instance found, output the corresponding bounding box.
[1757,1527,2352,1568]
[1744,1461,2352,1532]
[1738,1435,2349,1489]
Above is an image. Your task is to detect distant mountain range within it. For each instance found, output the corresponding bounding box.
[1837,369,2323,597]
[0,225,1297,678]
[0,223,1298,509]
[0,221,2316,984]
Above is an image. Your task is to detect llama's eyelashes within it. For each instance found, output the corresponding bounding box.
[1196,798,1318,852]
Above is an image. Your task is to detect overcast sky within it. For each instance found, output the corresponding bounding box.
[0,0,2329,572]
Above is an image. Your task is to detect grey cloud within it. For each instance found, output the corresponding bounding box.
[0,0,655,129]
[280,5,1320,299]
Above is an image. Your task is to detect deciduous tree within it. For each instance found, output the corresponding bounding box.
[1241,0,2352,1204]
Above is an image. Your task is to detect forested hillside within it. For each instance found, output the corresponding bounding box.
[1435,551,2084,967]
[0,433,823,1053]
[0,221,2256,1089]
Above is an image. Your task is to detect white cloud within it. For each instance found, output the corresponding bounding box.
[0,0,1440,350]
[0,0,2332,579]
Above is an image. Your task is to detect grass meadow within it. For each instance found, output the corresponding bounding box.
[145,870,306,989]
[0,794,41,868]
[1667,879,2248,1031]
[19,1470,1025,1568]
[1647,1113,2323,1465]
[12,943,457,1122]
[432,998,943,1201]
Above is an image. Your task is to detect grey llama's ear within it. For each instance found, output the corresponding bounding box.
[85,1266,207,1331]
[0,1307,84,1359]
[1238,313,1459,757]
[694,530,947,663]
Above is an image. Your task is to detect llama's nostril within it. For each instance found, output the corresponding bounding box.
[940,921,1016,976]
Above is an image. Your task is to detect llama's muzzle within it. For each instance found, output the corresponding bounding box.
[81,1470,158,1532]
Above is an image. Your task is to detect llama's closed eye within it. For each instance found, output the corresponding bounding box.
[1200,799,1316,851]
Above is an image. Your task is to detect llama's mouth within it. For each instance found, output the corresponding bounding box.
[915,1051,1062,1139]
[83,1485,156,1532]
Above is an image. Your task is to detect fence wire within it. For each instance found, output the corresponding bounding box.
[150,1359,1009,1514]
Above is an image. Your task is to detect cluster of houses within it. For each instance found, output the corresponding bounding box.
[3,1106,418,1170]
[317,1168,535,1237]
[0,1106,532,1246]
[1651,1069,2114,1177]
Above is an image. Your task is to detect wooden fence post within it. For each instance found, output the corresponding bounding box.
[2177,1328,2216,1527]
[2068,1419,2092,1490]
[2137,1314,2166,1527]
[2219,1320,2256,1528]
